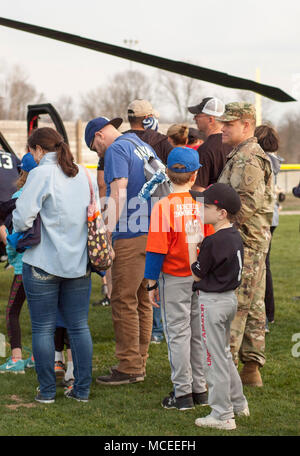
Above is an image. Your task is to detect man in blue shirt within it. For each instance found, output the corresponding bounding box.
[85,116,155,385]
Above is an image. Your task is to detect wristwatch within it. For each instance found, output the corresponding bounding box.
[146,282,158,291]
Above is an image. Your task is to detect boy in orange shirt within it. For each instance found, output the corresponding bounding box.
[144,147,208,411]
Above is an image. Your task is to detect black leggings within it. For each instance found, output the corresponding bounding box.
[54,327,70,351]
[6,274,26,350]
[265,226,276,322]
[7,275,71,352]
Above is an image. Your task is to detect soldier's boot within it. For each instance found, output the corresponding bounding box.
[239,361,263,387]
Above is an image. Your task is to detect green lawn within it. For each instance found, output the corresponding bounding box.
[0,216,299,437]
[281,192,300,212]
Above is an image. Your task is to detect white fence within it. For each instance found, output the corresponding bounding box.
[1,120,299,192]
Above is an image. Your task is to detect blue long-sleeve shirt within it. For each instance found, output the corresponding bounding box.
[144,252,165,281]
[6,189,24,275]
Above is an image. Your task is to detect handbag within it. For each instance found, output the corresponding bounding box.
[82,166,114,271]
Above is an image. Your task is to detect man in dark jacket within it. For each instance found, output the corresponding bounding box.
[125,99,173,165]
[188,97,231,192]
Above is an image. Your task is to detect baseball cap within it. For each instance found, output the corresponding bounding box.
[188,97,225,117]
[19,152,38,172]
[167,147,201,173]
[85,117,123,149]
[216,102,256,122]
[190,183,241,214]
[127,99,159,119]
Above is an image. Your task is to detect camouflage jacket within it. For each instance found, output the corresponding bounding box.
[218,137,274,252]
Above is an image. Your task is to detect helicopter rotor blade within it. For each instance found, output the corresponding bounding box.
[0,16,296,103]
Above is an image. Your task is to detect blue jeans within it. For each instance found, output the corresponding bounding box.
[152,303,164,337]
[22,263,93,400]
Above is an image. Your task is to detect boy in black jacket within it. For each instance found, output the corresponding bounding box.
[186,183,249,431]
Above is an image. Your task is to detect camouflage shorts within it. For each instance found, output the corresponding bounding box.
[230,247,267,367]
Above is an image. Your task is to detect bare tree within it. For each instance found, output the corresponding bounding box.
[0,64,44,120]
[226,89,277,124]
[155,71,204,122]
[79,70,152,120]
[80,87,103,120]
[277,110,300,163]
[54,95,76,121]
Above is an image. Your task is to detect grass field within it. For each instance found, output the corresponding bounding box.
[280,192,300,212]
[0,215,299,437]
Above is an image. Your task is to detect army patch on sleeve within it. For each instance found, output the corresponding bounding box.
[244,174,255,186]
[242,163,262,188]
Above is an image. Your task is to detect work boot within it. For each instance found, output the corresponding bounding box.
[239,361,263,387]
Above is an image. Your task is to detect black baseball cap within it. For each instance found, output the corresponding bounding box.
[190,183,241,214]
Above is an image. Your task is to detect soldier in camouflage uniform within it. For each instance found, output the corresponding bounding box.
[217,103,274,387]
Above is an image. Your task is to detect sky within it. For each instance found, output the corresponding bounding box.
[0,0,300,123]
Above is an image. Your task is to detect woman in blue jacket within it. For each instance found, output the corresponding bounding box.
[13,127,98,404]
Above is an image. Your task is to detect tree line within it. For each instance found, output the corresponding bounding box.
[0,63,299,163]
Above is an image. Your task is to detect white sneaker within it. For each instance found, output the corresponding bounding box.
[235,405,250,417]
[195,414,236,430]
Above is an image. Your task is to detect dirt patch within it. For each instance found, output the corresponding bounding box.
[5,395,36,410]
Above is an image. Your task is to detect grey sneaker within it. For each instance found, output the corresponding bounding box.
[195,414,236,430]
[96,369,144,385]
[161,392,194,411]
[64,387,88,402]
[235,405,250,417]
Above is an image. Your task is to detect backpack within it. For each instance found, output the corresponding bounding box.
[121,137,172,202]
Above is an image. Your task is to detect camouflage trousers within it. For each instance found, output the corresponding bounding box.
[230,247,267,368]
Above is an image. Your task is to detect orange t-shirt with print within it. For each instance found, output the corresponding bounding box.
[146,192,205,277]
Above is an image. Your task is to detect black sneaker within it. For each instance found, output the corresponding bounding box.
[64,387,88,402]
[161,392,194,411]
[92,297,110,307]
[193,390,209,406]
[110,364,146,377]
[96,369,144,385]
[35,392,55,404]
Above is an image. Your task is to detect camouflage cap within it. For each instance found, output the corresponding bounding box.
[216,102,256,122]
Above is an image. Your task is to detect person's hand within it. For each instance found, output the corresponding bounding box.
[148,287,160,308]
[185,219,204,245]
[110,247,115,261]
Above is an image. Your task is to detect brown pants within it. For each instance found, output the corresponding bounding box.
[111,235,152,375]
